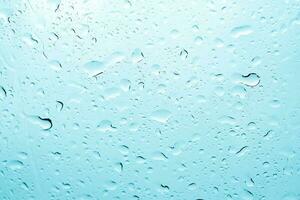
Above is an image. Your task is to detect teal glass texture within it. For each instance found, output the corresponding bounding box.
[1,0,300,199]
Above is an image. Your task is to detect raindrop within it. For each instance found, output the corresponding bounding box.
[83,60,105,77]
[236,146,249,157]
[150,109,171,123]
[119,79,131,92]
[97,120,116,132]
[151,151,168,161]
[194,36,203,45]
[131,48,144,63]
[27,115,53,131]
[56,100,64,111]
[38,117,53,131]
[231,25,253,38]
[241,73,260,87]
[180,49,188,59]
[48,60,62,71]
[0,86,6,98]
[188,183,197,190]
[7,160,24,171]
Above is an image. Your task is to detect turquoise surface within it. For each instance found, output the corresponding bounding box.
[1,0,300,199]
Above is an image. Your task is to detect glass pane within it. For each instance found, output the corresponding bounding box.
[1,0,300,199]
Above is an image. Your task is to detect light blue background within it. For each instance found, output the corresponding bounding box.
[0,0,300,199]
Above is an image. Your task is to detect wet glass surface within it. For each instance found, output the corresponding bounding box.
[1,0,300,199]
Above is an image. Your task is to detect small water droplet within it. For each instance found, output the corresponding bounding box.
[97,120,116,132]
[231,25,253,38]
[27,115,53,131]
[194,36,203,45]
[56,100,64,111]
[236,146,249,157]
[151,151,168,161]
[150,109,171,123]
[48,60,62,71]
[241,73,260,87]
[131,48,144,63]
[7,160,24,170]
[188,183,197,190]
[84,60,105,77]
[102,87,121,100]
[180,49,188,59]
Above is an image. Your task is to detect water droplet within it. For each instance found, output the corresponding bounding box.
[241,73,260,87]
[231,85,247,98]
[136,156,146,164]
[180,49,188,59]
[114,162,123,173]
[38,117,53,130]
[83,60,105,77]
[0,86,6,99]
[56,100,64,111]
[27,115,53,131]
[119,145,129,155]
[22,34,38,47]
[97,120,116,132]
[214,86,225,97]
[150,109,171,123]
[188,183,197,190]
[160,184,170,192]
[131,48,144,63]
[119,79,131,92]
[236,146,249,157]
[270,99,280,108]
[170,29,179,39]
[105,181,118,190]
[231,25,253,38]
[7,160,24,171]
[194,36,203,45]
[214,38,224,48]
[218,116,236,125]
[102,87,121,100]
[48,60,62,71]
[106,51,126,66]
[151,151,168,161]
[48,0,61,11]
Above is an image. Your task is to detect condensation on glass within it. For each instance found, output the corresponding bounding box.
[0,0,300,199]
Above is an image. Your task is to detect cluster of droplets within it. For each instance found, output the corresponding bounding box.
[0,0,300,200]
